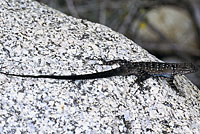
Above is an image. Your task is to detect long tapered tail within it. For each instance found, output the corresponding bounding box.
[0,67,122,80]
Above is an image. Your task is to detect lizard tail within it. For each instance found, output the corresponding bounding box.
[0,67,122,80]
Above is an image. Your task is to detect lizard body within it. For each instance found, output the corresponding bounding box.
[0,60,198,95]
[0,60,198,80]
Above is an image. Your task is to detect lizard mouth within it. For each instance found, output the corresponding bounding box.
[191,65,199,72]
[177,63,198,74]
[184,65,198,73]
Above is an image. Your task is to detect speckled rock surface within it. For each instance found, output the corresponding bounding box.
[0,0,200,133]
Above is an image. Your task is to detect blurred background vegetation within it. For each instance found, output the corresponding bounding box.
[35,0,200,88]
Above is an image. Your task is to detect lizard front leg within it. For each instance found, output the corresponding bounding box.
[166,76,185,97]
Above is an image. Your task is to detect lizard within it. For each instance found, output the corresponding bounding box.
[0,59,198,95]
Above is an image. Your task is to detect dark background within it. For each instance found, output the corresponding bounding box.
[35,0,200,88]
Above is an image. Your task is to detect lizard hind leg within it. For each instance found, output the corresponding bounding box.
[99,59,132,66]
[133,72,151,95]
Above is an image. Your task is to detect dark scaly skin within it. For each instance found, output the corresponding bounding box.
[0,60,198,80]
[0,60,198,95]
[0,68,123,80]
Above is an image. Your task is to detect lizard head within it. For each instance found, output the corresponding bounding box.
[177,63,198,74]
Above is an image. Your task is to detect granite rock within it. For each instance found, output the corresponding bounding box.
[0,0,199,133]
